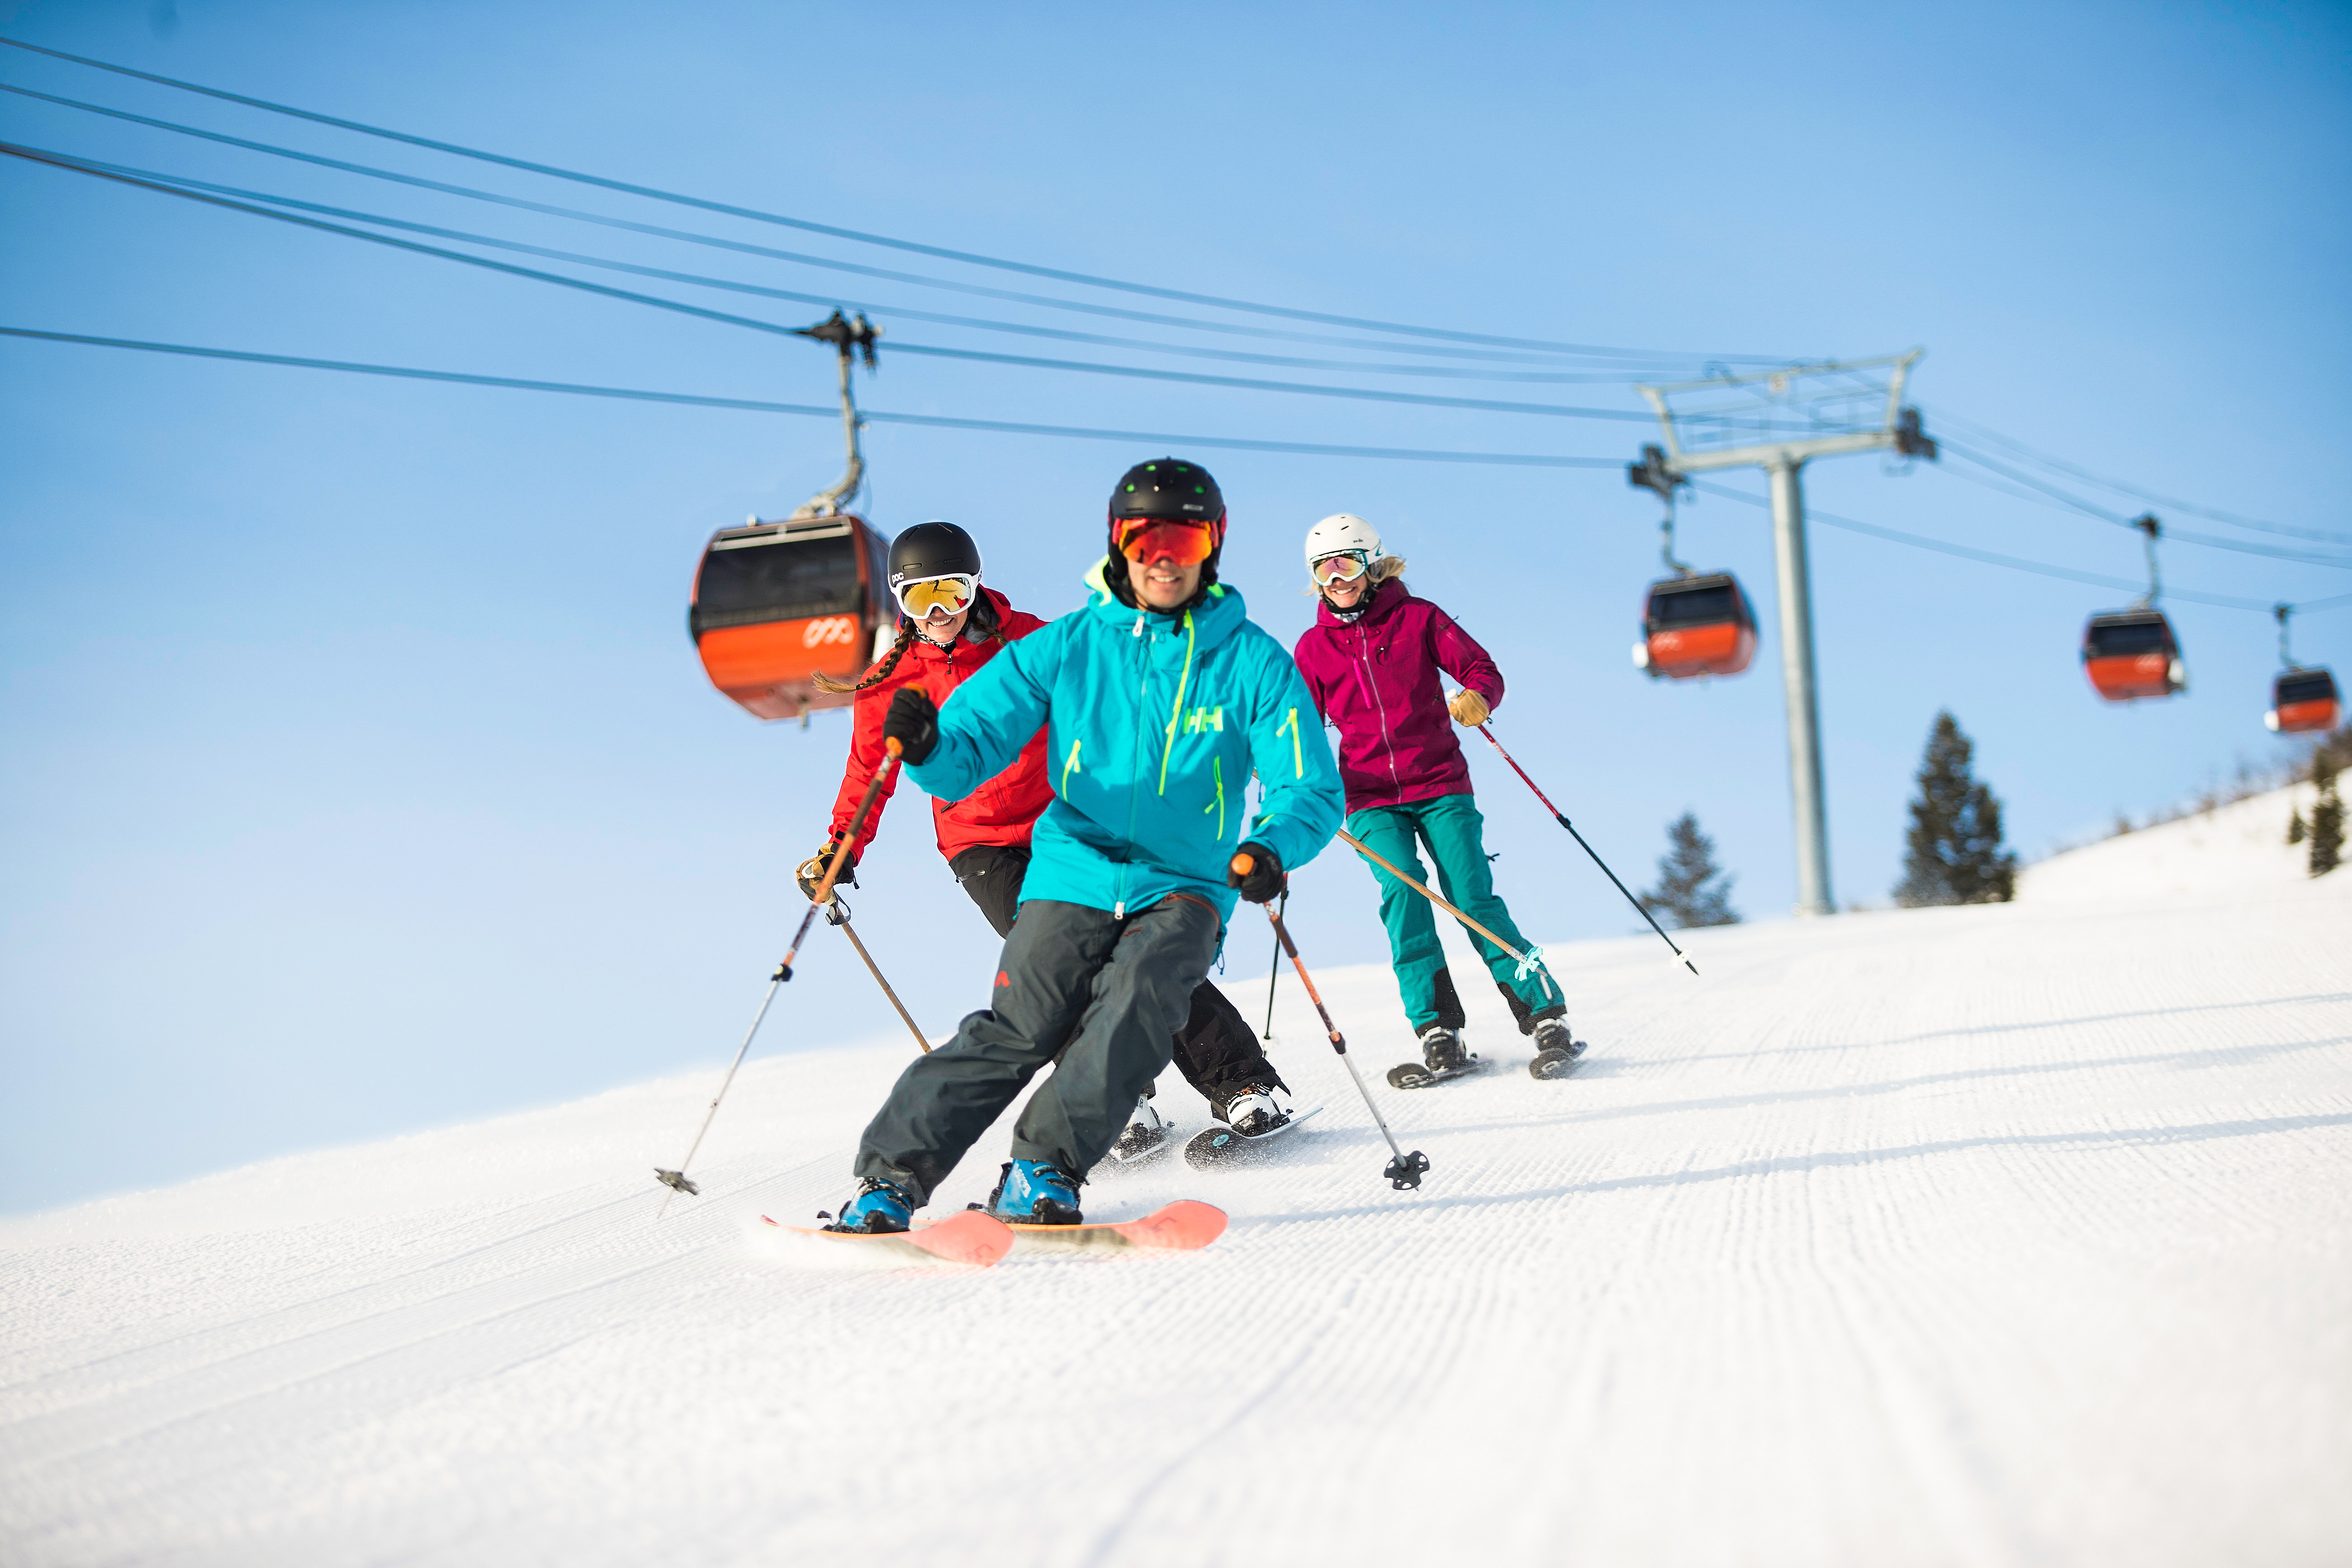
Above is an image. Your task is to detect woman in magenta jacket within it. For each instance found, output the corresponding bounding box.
[1290,514,1582,1081]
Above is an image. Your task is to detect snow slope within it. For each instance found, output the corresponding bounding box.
[5,788,2349,1567]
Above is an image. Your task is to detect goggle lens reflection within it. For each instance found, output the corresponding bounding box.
[894,573,978,619]
[1312,551,1370,584]
[1116,519,1218,566]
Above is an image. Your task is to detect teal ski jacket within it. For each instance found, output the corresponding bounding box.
[905,564,1345,927]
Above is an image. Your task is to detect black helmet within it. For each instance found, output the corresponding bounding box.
[1108,458,1224,524]
[887,520,981,588]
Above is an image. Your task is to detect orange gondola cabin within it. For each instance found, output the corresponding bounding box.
[2266,667,2341,734]
[689,513,891,721]
[1634,573,1758,680]
[2081,609,2186,702]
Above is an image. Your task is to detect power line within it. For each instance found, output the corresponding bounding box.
[0,326,1627,469]
[0,81,1650,372]
[0,34,1788,364]
[0,140,1658,424]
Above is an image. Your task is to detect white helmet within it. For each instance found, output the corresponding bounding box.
[1304,513,1381,570]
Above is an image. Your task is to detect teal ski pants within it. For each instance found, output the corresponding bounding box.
[1347,792,1562,1034]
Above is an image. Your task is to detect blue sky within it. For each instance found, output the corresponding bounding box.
[4,0,2347,1212]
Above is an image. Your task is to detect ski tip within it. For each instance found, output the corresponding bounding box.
[1117,1199,1228,1251]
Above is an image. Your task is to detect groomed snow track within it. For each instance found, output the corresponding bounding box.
[4,788,2348,1566]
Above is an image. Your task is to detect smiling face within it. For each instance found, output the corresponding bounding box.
[915,604,971,643]
[1125,553,1202,611]
[1321,572,1369,611]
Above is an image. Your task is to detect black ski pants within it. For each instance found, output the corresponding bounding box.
[855,895,1221,1205]
[949,844,1283,1099]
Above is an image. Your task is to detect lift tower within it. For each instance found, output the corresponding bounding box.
[1630,352,1937,916]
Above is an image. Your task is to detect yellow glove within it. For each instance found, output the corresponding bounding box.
[795,838,857,901]
[1448,688,1491,728]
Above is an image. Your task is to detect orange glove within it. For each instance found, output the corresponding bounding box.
[1447,688,1491,728]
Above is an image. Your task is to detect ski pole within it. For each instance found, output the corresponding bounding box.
[1333,827,1558,1002]
[1231,853,1428,1191]
[1473,722,1698,977]
[1260,888,1285,1041]
[826,893,930,1054]
[654,740,902,1213]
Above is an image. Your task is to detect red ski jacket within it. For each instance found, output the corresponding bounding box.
[1291,578,1504,815]
[828,588,1055,862]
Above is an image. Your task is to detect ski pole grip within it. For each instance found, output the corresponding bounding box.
[1230,851,1254,878]
[884,736,904,760]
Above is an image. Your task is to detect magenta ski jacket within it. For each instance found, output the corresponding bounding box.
[1291,578,1504,815]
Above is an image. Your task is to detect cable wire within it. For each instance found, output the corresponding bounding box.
[1686,479,2352,616]
[0,80,1672,372]
[0,34,1790,363]
[1920,403,2352,546]
[0,140,1661,424]
[0,326,1627,468]
[1936,442,2352,571]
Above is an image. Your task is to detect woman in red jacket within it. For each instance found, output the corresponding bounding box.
[798,521,1288,1153]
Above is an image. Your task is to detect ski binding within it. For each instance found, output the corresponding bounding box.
[1386,1054,1491,1090]
[1183,1104,1324,1167]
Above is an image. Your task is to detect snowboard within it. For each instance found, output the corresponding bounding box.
[998,1199,1228,1255]
[760,1207,1014,1267]
[1386,1054,1492,1090]
[1183,1105,1324,1168]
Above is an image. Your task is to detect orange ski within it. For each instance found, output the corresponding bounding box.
[1004,1199,1228,1254]
[760,1207,1013,1266]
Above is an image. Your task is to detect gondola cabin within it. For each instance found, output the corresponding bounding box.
[1633,573,1758,680]
[2266,667,2341,734]
[690,514,891,721]
[2081,609,2186,702]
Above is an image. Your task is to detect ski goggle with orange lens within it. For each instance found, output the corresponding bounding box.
[1114,517,1220,566]
[1311,550,1371,585]
[892,572,978,620]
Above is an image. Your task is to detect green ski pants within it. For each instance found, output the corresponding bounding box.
[1346,792,1562,1035]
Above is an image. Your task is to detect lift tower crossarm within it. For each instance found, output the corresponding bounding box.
[1631,350,1933,919]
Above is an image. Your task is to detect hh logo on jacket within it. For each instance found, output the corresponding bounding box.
[1181,705,1224,734]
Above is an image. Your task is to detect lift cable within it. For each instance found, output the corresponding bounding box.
[1682,482,2352,617]
[0,141,1665,426]
[8,323,2344,621]
[0,81,1662,375]
[1935,441,2352,571]
[14,134,1671,386]
[0,326,1627,470]
[0,34,1791,365]
[1917,403,2352,546]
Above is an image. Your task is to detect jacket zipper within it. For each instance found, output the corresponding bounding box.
[1350,622,1404,802]
[1204,753,1225,839]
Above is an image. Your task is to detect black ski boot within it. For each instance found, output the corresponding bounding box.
[1529,1017,1588,1080]
[1418,1024,1470,1075]
[1210,1083,1290,1137]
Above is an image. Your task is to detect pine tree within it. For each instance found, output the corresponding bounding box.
[1895,711,2018,907]
[1641,812,1740,928]
[2310,748,2342,877]
[2286,805,2306,845]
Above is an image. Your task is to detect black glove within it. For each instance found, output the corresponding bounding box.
[882,687,940,766]
[1227,840,1285,903]
[795,838,859,901]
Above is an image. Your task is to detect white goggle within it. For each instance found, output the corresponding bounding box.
[891,572,978,620]
[1312,550,1371,585]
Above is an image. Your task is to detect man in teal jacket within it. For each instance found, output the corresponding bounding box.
[827,459,1346,1230]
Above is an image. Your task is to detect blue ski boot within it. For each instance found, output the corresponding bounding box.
[825,1177,913,1234]
[986,1160,1082,1225]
